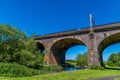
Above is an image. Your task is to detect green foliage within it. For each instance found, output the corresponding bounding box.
[106,52,120,67]
[0,63,39,77]
[76,52,88,68]
[106,61,116,67]
[13,37,44,69]
[0,24,44,69]
[91,65,105,70]
[65,60,76,67]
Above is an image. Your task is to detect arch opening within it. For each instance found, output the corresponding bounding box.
[51,38,88,67]
[37,42,45,54]
[98,32,120,68]
[103,43,120,68]
[66,45,88,60]
[65,45,88,69]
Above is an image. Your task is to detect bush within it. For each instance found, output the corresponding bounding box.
[0,25,44,69]
[106,61,116,67]
[91,65,105,70]
[0,63,39,77]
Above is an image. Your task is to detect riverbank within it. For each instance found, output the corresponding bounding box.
[0,69,120,80]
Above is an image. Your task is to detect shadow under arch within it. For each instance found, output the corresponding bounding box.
[36,42,46,54]
[50,38,88,65]
[98,32,120,68]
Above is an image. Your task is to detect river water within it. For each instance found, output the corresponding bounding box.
[64,67,81,71]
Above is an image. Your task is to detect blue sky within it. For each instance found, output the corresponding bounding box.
[66,45,88,60]
[0,0,120,61]
[102,43,120,61]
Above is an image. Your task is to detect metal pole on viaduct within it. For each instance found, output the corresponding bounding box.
[35,22,120,67]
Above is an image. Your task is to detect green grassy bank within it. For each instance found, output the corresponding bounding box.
[0,69,120,80]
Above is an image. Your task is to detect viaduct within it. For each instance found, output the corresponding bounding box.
[35,22,120,67]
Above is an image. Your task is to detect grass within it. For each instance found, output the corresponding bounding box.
[65,60,77,66]
[116,78,120,80]
[0,69,120,80]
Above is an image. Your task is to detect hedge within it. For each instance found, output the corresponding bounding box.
[0,63,39,77]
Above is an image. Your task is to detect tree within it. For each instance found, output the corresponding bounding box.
[76,52,88,68]
[13,37,44,69]
[0,24,44,69]
[107,52,120,67]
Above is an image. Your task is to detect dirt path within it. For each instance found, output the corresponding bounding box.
[88,75,120,80]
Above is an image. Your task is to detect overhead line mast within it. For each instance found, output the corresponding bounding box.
[90,13,95,33]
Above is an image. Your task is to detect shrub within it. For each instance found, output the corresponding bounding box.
[106,61,116,67]
[91,65,105,70]
[0,25,44,69]
[0,63,39,77]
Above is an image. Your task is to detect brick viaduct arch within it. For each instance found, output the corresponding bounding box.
[98,32,120,67]
[50,37,88,65]
[35,22,120,67]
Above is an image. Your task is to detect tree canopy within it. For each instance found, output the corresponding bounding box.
[0,24,43,69]
[76,52,88,68]
[106,52,120,67]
